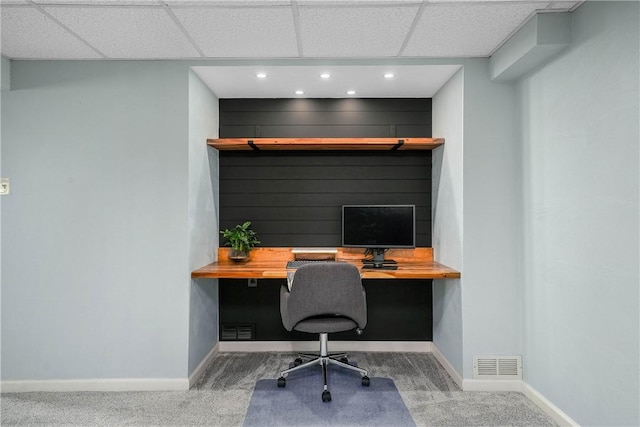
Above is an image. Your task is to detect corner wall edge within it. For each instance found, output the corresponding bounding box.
[522,382,580,427]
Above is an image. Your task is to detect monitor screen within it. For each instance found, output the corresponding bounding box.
[342,205,415,249]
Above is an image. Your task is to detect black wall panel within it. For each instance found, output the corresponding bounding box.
[220,98,431,138]
[219,151,431,247]
[217,98,434,341]
[220,279,432,341]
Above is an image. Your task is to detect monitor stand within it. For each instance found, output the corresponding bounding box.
[362,248,398,270]
[362,264,397,270]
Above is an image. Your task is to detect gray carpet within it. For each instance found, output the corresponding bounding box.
[1,352,558,426]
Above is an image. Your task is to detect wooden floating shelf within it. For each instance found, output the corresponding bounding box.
[207,137,444,151]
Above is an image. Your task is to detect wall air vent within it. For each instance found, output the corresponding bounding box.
[221,323,255,341]
[237,325,254,340]
[221,324,238,340]
[473,356,522,380]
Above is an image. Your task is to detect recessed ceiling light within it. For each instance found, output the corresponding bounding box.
[346,90,356,95]
[295,90,304,95]
[320,73,331,79]
[384,73,395,79]
[256,72,267,79]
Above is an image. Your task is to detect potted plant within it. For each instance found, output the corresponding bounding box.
[220,221,260,262]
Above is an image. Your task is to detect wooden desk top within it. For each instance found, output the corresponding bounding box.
[191,248,460,280]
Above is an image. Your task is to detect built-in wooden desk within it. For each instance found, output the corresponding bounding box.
[191,247,460,280]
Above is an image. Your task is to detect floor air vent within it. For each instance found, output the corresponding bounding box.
[473,356,522,380]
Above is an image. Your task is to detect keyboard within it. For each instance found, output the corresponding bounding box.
[286,260,334,269]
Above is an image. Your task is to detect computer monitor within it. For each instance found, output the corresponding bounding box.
[342,204,415,268]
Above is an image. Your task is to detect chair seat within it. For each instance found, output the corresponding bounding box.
[294,316,358,333]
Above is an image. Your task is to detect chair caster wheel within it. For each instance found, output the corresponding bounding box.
[362,376,370,386]
[293,358,303,366]
[340,357,349,364]
[277,377,286,388]
[322,390,332,402]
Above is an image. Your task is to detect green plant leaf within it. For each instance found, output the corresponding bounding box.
[219,221,260,252]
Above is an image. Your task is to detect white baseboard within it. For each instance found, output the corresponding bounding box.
[431,343,463,389]
[522,382,580,427]
[462,378,524,392]
[188,343,220,388]
[218,340,432,353]
[0,378,189,393]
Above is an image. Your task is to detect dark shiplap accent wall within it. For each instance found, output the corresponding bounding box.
[220,98,431,138]
[219,98,432,247]
[218,98,433,341]
[220,279,432,341]
[220,151,431,247]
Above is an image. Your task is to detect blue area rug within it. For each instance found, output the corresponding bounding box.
[243,363,416,426]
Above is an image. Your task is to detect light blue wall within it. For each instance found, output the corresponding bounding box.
[1,56,10,90]
[432,59,523,381]
[187,70,219,375]
[519,2,639,425]
[432,67,464,376]
[1,61,191,380]
[460,60,523,379]
[1,56,524,386]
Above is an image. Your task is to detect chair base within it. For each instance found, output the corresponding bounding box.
[278,333,369,401]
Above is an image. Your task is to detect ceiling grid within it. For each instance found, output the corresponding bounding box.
[28,1,107,58]
[1,0,581,60]
[160,1,207,58]
[396,1,427,57]
[290,1,304,57]
[0,0,581,97]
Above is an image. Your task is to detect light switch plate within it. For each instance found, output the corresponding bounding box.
[0,178,9,195]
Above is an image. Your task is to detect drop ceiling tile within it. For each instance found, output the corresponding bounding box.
[171,6,298,58]
[547,1,581,10]
[425,0,547,3]
[167,0,290,5]
[34,0,158,4]
[0,6,102,58]
[403,2,547,57]
[43,6,201,58]
[298,5,420,57]
[35,0,289,4]
[298,0,419,4]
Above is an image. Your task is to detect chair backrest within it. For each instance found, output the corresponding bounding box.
[281,262,366,331]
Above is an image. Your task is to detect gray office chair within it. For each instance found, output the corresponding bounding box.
[277,262,370,402]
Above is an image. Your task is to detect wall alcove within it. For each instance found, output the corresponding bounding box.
[215,98,438,341]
